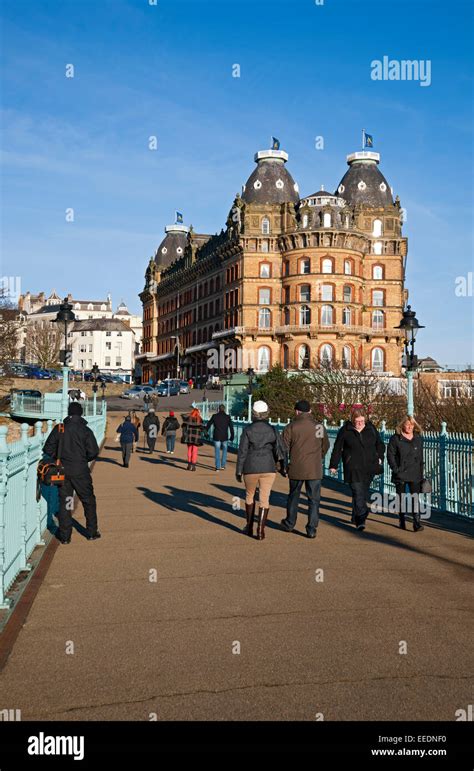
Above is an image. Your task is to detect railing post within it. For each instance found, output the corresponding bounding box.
[20,424,32,571]
[34,421,47,540]
[379,420,387,497]
[0,425,11,608]
[439,422,448,513]
[247,393,252,422]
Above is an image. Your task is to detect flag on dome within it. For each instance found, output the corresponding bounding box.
[363,131,374,148]
[271,137,280,150]
[175,211,183,224]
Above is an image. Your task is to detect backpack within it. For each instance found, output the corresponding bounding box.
[37,423,66,487]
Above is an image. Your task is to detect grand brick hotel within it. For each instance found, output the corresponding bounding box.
[138,143,408,383]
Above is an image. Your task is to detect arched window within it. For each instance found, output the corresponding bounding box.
[300,258,310,274]
[344,259,352,275]
[343,285,352,303]
[373,265,383,280]
[300,305,311,325]
[323,212,332,227]
[258,308,271,328]
[321,305,333,326]
[373,241,383,255]
[320,344,333,365]
[343,307,352,326]
[342,345,352,369]
[299,284,310,302]
[302,214,308,228]
[371,347,384,372]
[322,258,333,274]
[298,344,310,369]
[87,303,93,310]
[373,219,383,237]
[372,310,384,330]
[262,217,270,235]
[257,346,271,372]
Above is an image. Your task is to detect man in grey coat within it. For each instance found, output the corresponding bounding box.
[280,400,329,538]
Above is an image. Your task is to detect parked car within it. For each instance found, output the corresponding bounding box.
[46,369,63,380]
[155,382,180,396]
[84,371,114,383]
[9,364,30,378]
[179,380,190,394]
[12,389,42,398]
[121,385,155,400]
[25,367,51,379]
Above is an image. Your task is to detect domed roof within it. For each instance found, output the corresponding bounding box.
[242,147,299,205]
[335,151,393,207]
[154,222,189,268]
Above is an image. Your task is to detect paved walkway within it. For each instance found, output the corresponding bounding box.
[0,415,472,721]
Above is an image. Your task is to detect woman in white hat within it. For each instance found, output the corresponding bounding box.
[236,400,287,540]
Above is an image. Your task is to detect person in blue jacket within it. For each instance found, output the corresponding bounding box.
[116,415,139,467]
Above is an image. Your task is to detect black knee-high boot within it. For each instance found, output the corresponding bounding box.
[256,507,269,541]
[244,502,255,537]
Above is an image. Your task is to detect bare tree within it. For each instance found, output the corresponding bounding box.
[24,321,61,369]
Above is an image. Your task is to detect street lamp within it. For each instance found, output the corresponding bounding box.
[91,362,100,415]
[395,305,424,417]
[246,367,255,421]
[52,297,76,418]
[170,335,180,380]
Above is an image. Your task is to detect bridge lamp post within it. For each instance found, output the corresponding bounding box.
[395,305,424,417]
[53,298,76,419]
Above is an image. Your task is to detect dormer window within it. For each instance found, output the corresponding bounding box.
[323,212,332,228]
[373,219,383,237]
[262,217,270,235]
[302,214,308,228]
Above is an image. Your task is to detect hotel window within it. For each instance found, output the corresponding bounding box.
[373,265,384,280]
[105,357,111,366]
[371,347,384,372]
[261,240,269,253]
[322,258,332,274]
[323,212,332,228]
[344,259,352,275]
[262,217,270,235]
[342,345,352,369]
[299,284,310,302]
[106,342,111,350]
[116,358,122,367]
[372,310,384,330]
[372,290,384,306]
[342,307,352,326]
[321,284,333,301]
[298,344,310,369]
[320,344,333,365]
[89,345,93,352]
[106,331,111,337]
[374,241,383,255]
[321,305,333,326]
[80,344,87,353]
[373,219,383,237]
[260,263,271,278]
[259,288,271,305]
[299,305,311,325]
[300,258,310,274]
[283,260,290,276]
[283,307,290,324]
[302,214,308,228]
[343,285,352,303]
[258,308,271,328]
[257,346,271,372]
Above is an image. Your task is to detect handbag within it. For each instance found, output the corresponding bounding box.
[420,478,432,494]
[37,423,66,487]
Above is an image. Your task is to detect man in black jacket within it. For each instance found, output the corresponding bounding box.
[43,402,100,544]
[143,409,160,453]
[206,405,234,471]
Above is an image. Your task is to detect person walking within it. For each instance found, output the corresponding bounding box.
[181,407,205,470]
[43,402,101,543]
[143,392,152,413]
[116,415,139,467]
[280,400,329,539]
[143,408,160,453]
[162,410,180,454]
[387,416,425,532]
[329,407,385,531]
[206,404,234,471]
[130,410,141,452]
[236,400,287,541]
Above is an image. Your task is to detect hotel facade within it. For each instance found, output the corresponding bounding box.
[138,143,408,383]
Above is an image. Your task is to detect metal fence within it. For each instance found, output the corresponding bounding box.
[0,409,107,608]
[195,401,473,519]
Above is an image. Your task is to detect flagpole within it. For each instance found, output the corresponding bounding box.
[362,129,365,149]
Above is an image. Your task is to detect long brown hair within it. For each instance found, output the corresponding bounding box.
[396,416,422,435]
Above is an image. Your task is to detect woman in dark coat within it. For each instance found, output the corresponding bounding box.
[387,416,424,532]
[236,400,287,541]
[329,408,385,531]
[181,408,205,471]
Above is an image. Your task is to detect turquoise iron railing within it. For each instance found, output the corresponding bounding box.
[195,402,474,520]
[0,408,107,608]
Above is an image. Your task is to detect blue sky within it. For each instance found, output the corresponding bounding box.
[1,0,473,366]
